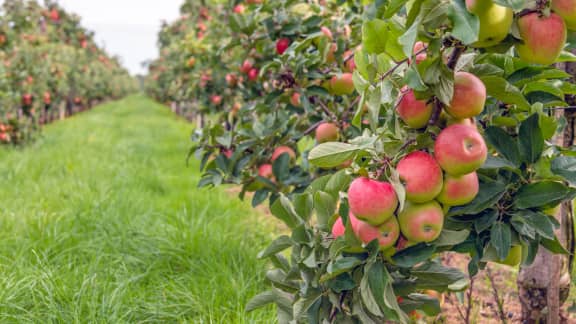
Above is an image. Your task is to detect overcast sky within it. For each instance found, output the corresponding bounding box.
[1,0,183,75]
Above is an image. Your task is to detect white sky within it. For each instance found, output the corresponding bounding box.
[2,0,183,75]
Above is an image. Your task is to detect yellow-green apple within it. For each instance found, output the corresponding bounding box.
[271,146,296,162]
[353,216,400,251]
[552,0,576,30]
[329,73,354,96]
[495,244,522,266]
[247,68,259,81]
[397,151,443,202]
[290,92,301,106]
[315,122,339,143]
[437,171,479,206]
[398,201,444,243]
[348,177,399,225]
[434,124,487,176]
[396,88,433,129]
[516,12,567,65]
[445,72,486,119]
[466,0,513,48]
[276,38,290,55]
[258,164,274,181]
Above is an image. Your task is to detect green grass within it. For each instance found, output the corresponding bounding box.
[0,95,277,323]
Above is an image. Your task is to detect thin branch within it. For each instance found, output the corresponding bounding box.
[465,276,475,324]
[544,105,576,110]
[377,46,428,82]
[318,100,338,120]
[302,120,324,136]
[486,266,507,323]
[447,45,465,70]
[341,96,361,122]
[428,97,443,127]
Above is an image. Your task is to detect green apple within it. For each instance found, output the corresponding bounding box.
[552,0,576,30]
[466,0,513,48]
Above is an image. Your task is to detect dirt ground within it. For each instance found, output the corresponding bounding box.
[436,252,576,324]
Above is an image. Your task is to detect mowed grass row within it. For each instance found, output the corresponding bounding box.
[0,95,276,323]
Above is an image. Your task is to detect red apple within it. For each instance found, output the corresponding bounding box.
[233,4,245,14]
[348,177,399,226]
[240,59,253,74]
[396,88,433,129]
[434,124,487,176]
[315,122,339,143]
[445,72,486,119]
[258,164,274,180]
[437,172,479,206]
[353,215,400,251]
[329,73,354,96]
[290,92,301,106]
[516,12,567,65]
[413,41,427,64]
[320,26,333,40]
[276,38,290,55]
[343,49,356,72]
[187,57,196,68]
[271,146,296,162]
[552,0,576,30]
[248,68,259,81]
[398,201,444,243]
[210,95,222,105]
[397,151,443,203]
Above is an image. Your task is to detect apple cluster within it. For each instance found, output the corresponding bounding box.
[331,70,489,252]
[467,0,574,65]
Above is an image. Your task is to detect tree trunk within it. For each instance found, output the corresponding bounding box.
[517,63,576,323]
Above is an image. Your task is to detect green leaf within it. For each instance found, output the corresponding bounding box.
[410,261,468,292]
[324,170,353,199]
[551,156,576,186]
[270,195,303,229]
[540,235,570,254]
[293,292,322,320]
[512,210,555,239]
[327,256,363,276]
[308,142,360,168]
[258,236,293,259]
[484,127,520,166]
[474,209,498,233]
[515,181,576,209]
[399,18,419,58]
[252,189,269,207]
[314,191,336,230]
[246,290,278,312]
[448,181,506,217]
[557,50,576,62]
[362,19,388,54]
[399,294,441,316]
[448,0,479,45]
[518,113,544,164]
[491,222,511,260]
[272,151,290,181]
[392,244,436,268]
[433,229,470,247]
[480,76,530,110]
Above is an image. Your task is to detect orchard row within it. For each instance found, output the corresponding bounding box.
[147,1,576,322]
[0,0,137,145]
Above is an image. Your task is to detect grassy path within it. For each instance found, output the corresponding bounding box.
[0,96,276,323]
